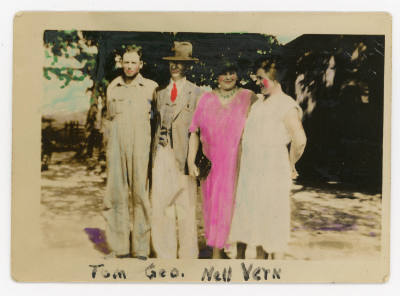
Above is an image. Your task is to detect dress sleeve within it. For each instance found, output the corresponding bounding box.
[280,95,303,121]
[189,94,205,133]
[249,91,259,107]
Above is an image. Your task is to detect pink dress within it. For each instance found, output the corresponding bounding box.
[189,89,251,248]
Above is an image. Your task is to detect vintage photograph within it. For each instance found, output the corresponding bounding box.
[41,30,384,259]
[12,12,391,282]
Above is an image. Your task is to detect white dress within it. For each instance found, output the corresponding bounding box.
[229,92,302,253]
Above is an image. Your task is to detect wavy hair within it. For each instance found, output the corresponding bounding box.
[254,56,287,85]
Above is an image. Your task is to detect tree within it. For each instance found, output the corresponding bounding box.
[43,30,104,104]
[282,34,384,190]
[43,30,282,100]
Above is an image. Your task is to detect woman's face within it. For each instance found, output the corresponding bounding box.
[218,71,238,91]
[255,68,277,95]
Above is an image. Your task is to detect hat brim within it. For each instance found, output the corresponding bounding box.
[162,56,199,61]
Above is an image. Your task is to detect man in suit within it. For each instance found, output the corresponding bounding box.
[151,41,203,258]
[103,45,158,259]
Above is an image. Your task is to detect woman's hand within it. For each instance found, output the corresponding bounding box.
[291,167,299,180]
[188,132,200,177]
[284,108,307,178]
[188,161,200,177]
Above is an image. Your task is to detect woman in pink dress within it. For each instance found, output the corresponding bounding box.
[187,62,256,259]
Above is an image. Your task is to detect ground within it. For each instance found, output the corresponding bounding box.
[40,151,382,260]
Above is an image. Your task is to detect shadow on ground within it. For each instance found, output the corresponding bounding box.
[41,152,382,260]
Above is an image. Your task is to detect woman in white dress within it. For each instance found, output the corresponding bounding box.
[228,58,307,259]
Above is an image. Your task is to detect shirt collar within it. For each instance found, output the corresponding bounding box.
[168,77,186,90]
[116,73,145,87]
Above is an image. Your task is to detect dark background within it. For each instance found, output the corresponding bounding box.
[43,31,385,193]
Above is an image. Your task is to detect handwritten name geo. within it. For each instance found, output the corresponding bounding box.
[145,263,185,280]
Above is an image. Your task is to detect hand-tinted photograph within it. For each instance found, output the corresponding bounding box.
[41,30,384,262]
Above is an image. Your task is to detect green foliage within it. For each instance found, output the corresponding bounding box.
[43,30,100,89]
[43,30,281,95]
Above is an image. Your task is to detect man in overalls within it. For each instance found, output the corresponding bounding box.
[104,45,158,259]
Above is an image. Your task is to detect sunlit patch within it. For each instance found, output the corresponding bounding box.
[323,56,336,87]
[361,95,369,104]
[327,181,340,185]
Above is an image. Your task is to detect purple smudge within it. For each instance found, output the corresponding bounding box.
[84,227,111,254]
[84,227,106,244]
[319,227,342,231]
[369,232,376,237]
[318,223,354,231]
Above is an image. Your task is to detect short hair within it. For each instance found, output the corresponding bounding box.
[254,56,286,84]
[122,44,143,59]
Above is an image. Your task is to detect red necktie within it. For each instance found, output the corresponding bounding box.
[170,82,177,103]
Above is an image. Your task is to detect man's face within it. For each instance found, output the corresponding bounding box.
[169,62,186,80]
[122,51,143,78]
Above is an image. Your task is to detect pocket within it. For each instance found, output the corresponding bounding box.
[116,98,125,112]
[113,98,129,115]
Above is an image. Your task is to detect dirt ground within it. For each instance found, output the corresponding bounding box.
[40,151,382,260]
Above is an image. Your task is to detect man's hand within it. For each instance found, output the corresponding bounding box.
[158,126,169,146]
[188,162,200,177]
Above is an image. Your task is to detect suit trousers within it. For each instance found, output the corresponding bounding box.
[151,145,198,259]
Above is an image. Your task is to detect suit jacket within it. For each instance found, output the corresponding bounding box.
[152,80,203,174]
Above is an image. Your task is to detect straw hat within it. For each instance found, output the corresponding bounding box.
[162,41,199,61]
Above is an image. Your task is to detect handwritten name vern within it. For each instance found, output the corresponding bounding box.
[201,263,282,282]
